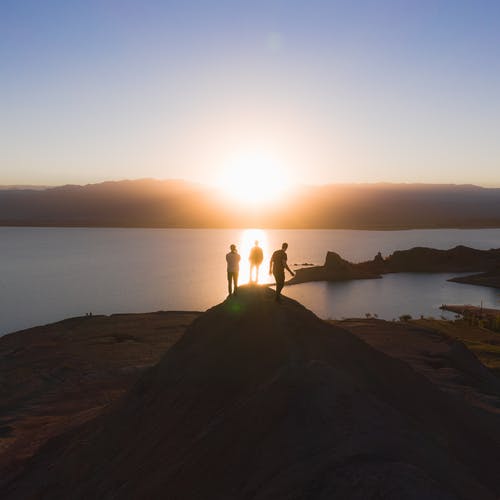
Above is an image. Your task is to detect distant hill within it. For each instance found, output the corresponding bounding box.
[1,179,500,228]
[0,185,52,191]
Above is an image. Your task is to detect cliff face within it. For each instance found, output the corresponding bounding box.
[3,286,500,499]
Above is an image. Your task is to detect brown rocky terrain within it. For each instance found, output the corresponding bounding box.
[0,311,200,486]
[412,317,500,375]
[2,286,500,499]
[334,318,500,414]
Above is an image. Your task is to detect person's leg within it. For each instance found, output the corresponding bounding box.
[249,264,254,282]
[233,272,239,294]
[227,272,233,295]
[255,264,260,283]
[273,271,285,301]
[276,276,284,297]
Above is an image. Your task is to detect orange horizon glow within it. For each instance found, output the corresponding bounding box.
[214,152,293,206]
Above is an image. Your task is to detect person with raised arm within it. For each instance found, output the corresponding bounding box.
[269,242,294,302]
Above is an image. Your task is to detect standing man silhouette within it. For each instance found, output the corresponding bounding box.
[249,240,264,283]
[269,242,295,302]
[226,244,241,296]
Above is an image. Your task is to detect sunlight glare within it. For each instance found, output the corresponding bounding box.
[216,153,291,205]
[237,228,272,285]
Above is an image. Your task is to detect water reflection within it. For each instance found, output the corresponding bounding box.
[285,273,499,321]
[2,227,500,334]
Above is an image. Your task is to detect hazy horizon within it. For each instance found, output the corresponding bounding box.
[2,179,500,230]
[2,177,500,190]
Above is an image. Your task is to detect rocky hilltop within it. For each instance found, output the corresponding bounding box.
[3,286,500,499]
[288,245,500,286]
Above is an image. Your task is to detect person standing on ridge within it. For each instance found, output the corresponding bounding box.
[226,244,241,296]
[269,242,295,302]
[249,240,264,283]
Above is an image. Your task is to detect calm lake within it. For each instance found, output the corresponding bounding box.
[1,227,500,335]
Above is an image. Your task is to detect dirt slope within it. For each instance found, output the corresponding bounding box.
[0,312,199,485]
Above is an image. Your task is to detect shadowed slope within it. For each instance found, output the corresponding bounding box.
[4,286,500,499]
[0,311,199,484]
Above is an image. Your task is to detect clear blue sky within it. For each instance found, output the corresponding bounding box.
[1,0,500,186]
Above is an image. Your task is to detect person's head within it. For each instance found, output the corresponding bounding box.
[230,244,237,252]
[254,240,259,246]
[282,242,288,250]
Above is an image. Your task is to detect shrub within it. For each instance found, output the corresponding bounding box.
[399,314,412,322]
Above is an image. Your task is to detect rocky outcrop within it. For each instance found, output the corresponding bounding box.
[287,251,382,284]
[288,246,500,286]
[3,286,500,499]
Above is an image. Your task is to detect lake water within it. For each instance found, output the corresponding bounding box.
[1,227,500,335]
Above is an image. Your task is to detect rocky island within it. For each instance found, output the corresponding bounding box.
[2,286,500,499]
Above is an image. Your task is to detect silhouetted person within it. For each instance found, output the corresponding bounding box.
[269,242,294,302]
[226,244,241,296]
[249,240,264,283]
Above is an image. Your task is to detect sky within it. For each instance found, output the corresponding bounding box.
[1,0,500,187]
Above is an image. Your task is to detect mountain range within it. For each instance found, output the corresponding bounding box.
[1,179,500,229]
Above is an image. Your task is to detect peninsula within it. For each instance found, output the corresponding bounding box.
[288,245,500,288]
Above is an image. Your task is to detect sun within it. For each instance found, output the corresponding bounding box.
[216,153,291,205]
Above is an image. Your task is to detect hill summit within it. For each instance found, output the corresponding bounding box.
[4,286,500,499]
